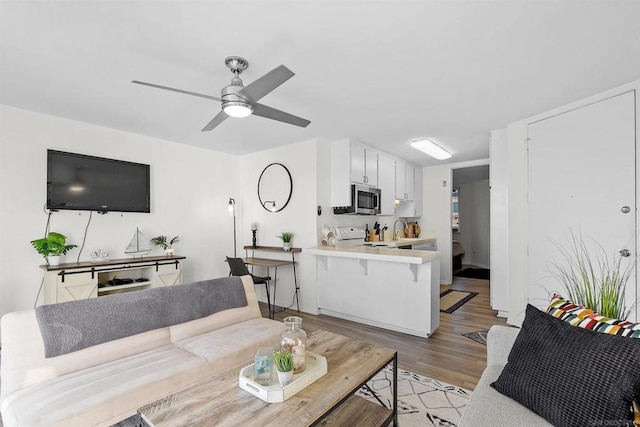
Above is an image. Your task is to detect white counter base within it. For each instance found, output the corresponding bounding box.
[314,254,440,338]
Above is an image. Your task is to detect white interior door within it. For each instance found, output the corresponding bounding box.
[526,91,637,319]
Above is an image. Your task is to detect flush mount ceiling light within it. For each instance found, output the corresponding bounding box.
[410,138,452,160]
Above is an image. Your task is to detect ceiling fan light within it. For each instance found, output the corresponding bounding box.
[410,138,452,160]
[223,102,253,118]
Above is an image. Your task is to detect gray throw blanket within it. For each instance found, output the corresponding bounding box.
[35,276,248,358]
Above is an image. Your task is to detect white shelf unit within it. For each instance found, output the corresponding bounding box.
[41,256,185,304]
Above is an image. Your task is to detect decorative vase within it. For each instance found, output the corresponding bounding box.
[165,248,175,257]
[47,255,61,266]
[280,316,307,373]
[277,369,294,387]
[283,242,291,252]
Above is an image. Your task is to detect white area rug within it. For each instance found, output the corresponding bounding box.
[356,367,471,427]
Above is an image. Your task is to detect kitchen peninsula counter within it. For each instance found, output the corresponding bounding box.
[304,244,440,264]
[304,245,441,338]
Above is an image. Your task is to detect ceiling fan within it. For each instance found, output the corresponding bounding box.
[132,56,311,131]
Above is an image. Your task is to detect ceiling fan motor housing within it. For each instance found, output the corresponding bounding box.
[222,57,253,115]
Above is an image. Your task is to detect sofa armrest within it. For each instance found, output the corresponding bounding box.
[486,325,520,367]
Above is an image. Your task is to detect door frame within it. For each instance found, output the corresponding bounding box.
[506,80,640,326]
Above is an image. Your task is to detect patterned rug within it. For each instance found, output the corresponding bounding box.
[356,367,471,426]
[461,329,489,346]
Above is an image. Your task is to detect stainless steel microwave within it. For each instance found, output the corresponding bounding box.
[333,184,381,215]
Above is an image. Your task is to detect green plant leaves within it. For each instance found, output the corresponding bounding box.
[549,230,635,320]
[30,232,77,257]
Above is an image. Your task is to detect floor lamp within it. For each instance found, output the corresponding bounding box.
[228,197,237,257]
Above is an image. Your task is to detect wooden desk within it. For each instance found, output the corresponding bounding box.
[243,246,300,318]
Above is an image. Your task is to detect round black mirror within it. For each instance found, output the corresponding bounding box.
[257,163,292,213]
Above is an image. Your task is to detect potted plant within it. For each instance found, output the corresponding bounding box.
[277,232,294,252]
[549,230,637,319]
[273,350,294,387]
[30,232,77,266]
[151,235,179,257]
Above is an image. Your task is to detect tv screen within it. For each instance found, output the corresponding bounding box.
[47,150,150,213]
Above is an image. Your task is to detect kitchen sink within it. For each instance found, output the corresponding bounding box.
[361,242,397,248]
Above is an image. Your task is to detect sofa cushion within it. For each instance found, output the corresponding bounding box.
[547,294,640,337]
[459,365,552,427]
[36,276,247,357]
[0,345,209,427]
[0,310,171,399]
[174,317,284,368]
[491,304,640,427]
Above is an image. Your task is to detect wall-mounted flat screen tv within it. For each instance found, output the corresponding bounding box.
[47,150,151,213]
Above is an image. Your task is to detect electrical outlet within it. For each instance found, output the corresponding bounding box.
[442,180,447,187]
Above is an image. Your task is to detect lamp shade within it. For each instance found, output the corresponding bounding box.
[228,198,235,216]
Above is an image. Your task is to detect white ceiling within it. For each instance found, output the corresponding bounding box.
[2,1,640,167]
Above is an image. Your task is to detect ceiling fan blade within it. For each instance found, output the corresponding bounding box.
[252,103,311,128]
[201,110,229,131]
[236,65,295,103]
[132,80,222,102]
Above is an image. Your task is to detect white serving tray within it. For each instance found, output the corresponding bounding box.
[239,351,328,403]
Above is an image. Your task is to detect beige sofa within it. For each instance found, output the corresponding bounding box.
[458,326,551,426]
[0,275,283,427]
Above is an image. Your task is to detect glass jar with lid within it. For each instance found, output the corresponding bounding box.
[280,316,307,373]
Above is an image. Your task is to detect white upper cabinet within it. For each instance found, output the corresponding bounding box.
[331,139,379,206]
[395,160,415,201]
[349,141,378,187]
[331,138,421,217]
[350,141,366,184]
[413,166,423,216]
[377,152,396,215]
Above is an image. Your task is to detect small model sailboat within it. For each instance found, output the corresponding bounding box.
[125,227,151,257]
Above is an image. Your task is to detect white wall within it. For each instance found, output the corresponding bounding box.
[421,159,490,285]
[456,179,490,268]
[238,139,320,315]
[0,106,240,321]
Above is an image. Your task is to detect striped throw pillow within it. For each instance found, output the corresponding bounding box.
[547,294,640,337]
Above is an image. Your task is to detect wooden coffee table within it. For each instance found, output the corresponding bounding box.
[138,330,397,426]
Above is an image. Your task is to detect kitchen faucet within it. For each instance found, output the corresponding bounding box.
[392,219,407,241]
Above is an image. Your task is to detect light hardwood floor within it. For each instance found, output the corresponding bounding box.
[263,270,508,391]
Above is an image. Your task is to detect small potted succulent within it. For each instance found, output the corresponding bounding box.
[277,232,294,252]
[273,350,294,387]
[31,232,77,266]
[151,235,179,257]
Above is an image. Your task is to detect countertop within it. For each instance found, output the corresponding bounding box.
[304,244,440,265]
[378,236,437,247]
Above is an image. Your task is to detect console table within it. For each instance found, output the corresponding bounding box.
[243,245,300,318]
[40,255,185,304]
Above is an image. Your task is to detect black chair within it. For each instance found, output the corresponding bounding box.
[226,256,272,318]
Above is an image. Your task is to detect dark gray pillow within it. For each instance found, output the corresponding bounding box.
[491,304,640,427]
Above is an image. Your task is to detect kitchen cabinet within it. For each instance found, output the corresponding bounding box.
[349,141,378,187]
[377,152,396,215]
[331,139,378,207]
[414,166,423,216]
[395,160,415,201]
